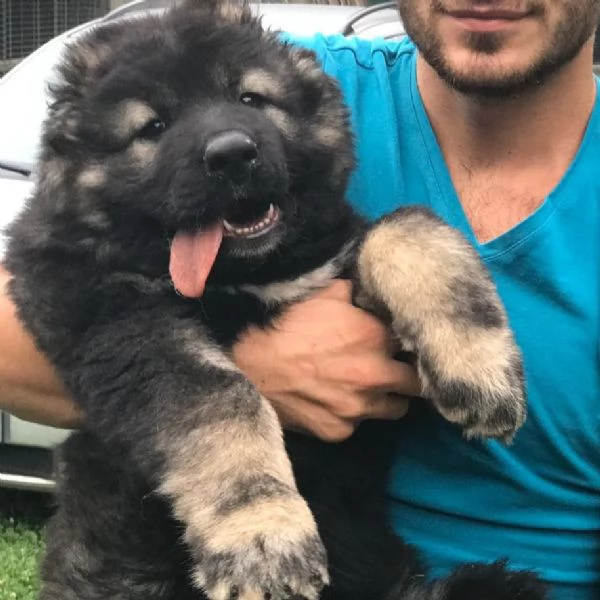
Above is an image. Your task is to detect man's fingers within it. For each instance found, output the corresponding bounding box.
[363,393,411,420]
[283,400,358,443]
[360,358,423,398]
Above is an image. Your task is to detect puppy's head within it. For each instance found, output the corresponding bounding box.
[39,0,355,294]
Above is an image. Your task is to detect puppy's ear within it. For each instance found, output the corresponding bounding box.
[43,65,87,156]
[287,47,327,109]
[42,41,97,155]
[178,0,217,7]
[289,48,322,78]
[43,23,121,156]
[178,0,243,12]
[43,98,80,156]
[176,0,251,22]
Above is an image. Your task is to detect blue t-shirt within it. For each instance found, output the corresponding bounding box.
[285,34,600,599]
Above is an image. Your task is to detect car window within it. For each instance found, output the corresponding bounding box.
[0,3,403,173]
[0,38,68,172]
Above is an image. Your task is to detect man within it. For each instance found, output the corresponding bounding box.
[1,1,599,598]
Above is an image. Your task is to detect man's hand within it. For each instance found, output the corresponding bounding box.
[233,280,421,442]
[0,266,83,429]
[1,272,419,437]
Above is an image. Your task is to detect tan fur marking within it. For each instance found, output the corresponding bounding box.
[159,398,298,542]
[216,2,245,21]
[294,56,322,82]
[83,211,110,230]
[358,212,524,428]
[129,140,157,165]
[74,41,112,72]
[358,215,492,323]
[65,117,78,133]
[240,259,338,305]
[263,106,295,138]
[41,158,67,189]
[203,496,317,553]
[158,393,326,600]
[180,333,239,372]
[114,99,158,139]
[241,70,284,102]
[315,125,344,147]
[77,165,107,189]
[207,582,263,600]
[420,322,521,408]
[239,243,354,305]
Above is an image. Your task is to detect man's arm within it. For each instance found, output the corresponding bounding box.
[1,269,418,436]
[233,280,418,441]
[0,265,83,428]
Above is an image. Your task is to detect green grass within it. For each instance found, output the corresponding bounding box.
[0,491,51,600]
[0,519,44,600]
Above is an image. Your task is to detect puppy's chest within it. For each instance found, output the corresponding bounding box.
[198,259,348,346]
[194,290,279,347]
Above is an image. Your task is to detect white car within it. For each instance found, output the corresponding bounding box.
[0,0,405,491]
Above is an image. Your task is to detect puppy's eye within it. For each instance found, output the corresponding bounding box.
[239,92,268,109]
[136,118,167,140]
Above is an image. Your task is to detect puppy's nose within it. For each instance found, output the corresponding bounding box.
[204,131,258,172]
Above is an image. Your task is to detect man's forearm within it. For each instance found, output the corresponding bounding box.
[0,266,82,428]
[0,385,81,429]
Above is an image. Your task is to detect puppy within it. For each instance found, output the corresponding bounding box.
[5,2,543,600]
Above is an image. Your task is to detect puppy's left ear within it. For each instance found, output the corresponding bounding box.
[288,46,327,80]
[177,0,209,8]
[44,98,80,156]
[287,47,328,106]
[175,0,253,24]
[177,0,246,13]
[42,36,105,156]
[290,47,318,61]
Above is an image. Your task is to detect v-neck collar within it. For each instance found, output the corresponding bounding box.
[408,57,600,262]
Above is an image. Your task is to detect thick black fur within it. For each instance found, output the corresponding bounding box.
[4,2,546,600]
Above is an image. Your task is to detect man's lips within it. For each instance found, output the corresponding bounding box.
[443,8,532,32]
[447,9,529,20]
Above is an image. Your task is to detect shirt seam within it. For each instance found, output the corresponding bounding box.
[319,36,414,71]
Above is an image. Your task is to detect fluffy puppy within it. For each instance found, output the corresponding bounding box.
[5,2,544,600]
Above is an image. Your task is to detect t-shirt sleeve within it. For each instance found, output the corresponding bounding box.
[278,32,411,77]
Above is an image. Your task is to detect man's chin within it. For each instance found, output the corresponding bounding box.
[430,37,588,99]
[432,56,555,99]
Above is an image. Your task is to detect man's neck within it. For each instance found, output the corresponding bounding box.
[417,42,597,176]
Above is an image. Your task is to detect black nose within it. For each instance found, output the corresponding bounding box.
[204,131,258,172]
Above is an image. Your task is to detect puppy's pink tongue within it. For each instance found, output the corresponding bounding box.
[169,223,223,298]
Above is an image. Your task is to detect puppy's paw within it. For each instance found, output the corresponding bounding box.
[356,206,526,442]
[192,494,328,600]
[418,318,526,443]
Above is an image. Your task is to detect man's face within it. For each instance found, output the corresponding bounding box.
[399,0,600,97]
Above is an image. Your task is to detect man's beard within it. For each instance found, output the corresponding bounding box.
[399,0,600,99]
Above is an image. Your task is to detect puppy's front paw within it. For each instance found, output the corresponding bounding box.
[356,207,526,442]
[192,493,328,600]
[418,317,526,442]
